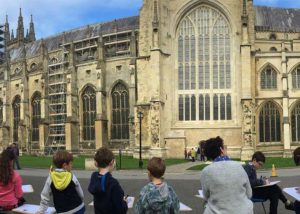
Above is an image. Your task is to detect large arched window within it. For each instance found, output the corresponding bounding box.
[291,102,300,142]
[261,66,277,89]
[31,92,41,141]
[82,86,96,141]
[12,96,21,142]
[292,65,300,89]
[111,83,129,139]
[177,5,232,121]
[0,99,3,125]
[259,102,281,143]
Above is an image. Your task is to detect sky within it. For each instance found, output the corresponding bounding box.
[0,0,299,39]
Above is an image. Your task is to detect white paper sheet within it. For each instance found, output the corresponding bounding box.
[198,190,204,198]
[89,196,135,208]
[126,196,135,208]
[255,181,280,188]
[283,187,300,201]
[12,204,56,214]
[22,185,34,193]
[179,202,192,211]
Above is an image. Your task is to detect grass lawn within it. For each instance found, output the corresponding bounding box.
[19,155,187,170]
[187,157,296,171]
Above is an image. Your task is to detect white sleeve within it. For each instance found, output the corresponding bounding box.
[73,174,84,200]
[200,170,209,200]
[38,176,52,213]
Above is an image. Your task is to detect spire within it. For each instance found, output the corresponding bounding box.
[29,14,36,42]
[17,8,24,43]
[242,0,248,26]
[243,0,247,16]
[152,0,159,30]
[11,29,14,40]
[26,29,29,40]
[4,14,10,42]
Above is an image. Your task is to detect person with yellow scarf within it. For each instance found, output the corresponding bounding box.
[36,151,85,214]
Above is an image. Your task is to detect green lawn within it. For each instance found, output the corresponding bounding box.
[19,155,86,169]
[19,155,187,170]
[187,157,296,171]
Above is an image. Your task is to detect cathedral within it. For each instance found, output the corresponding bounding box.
[1,0,300,160]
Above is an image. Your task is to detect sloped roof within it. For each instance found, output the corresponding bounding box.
[255,6,300,32]
[9,16,139,61]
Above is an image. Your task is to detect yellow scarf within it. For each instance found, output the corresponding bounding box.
[50,170,72,191]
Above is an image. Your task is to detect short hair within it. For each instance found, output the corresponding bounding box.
[252,151,265,163]
[203,136,224,160]
[94,147,114,168]
[293,147,300,166]
[147,157,166,178]
[52,151,73,168]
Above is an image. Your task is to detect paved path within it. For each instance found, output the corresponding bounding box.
[18,161,300,180]
[17,164,300,214]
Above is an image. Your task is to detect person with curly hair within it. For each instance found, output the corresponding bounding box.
[200,136,253,214]
[0,147,24,212]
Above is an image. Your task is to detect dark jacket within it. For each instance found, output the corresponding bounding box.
[243,163,264,188]
[38,169,84,214]
[88,172,128,214]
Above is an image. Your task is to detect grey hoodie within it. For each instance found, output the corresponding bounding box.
[134,182,180,214]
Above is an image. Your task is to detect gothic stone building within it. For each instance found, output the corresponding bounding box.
[1,0,300,160]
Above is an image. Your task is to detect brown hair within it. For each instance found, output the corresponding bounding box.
[293,147,300,166]
[204,136,224,160]
[0,148,16,185]
[147,157,166,178]
[52,151,73,168]
[94,147,114,168]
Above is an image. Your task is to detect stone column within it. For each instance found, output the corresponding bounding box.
[0,87,10,149]
[65,73,79,153]
[241,100,256,160]
[281,44,291,157]
[65,43,79,153]
[1,86,10,147]
[94,69,107,149]
[129,31,137,148]
[240,22,254,159]
[39,121,48,154]
[94,37,107,150]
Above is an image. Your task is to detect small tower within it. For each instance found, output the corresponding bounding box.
[29,14,36,42]
[16,8,24,44]
[241,0,249,44]
[152,0,159,48]
[26,29,29,41]
[11,29,14,40]
[4,15,10,43]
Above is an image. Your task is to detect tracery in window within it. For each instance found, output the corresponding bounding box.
[12,96,21,142]
[31,92,41,141]
[261,66,277,89]
[259,102,281,143]
[177,5,232,121]
[292,65,300,89]
[291,102,300,143]
[111,83,129,139]
[82,86,96,141]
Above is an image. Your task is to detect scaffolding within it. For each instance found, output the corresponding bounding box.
[45,50,68,154]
